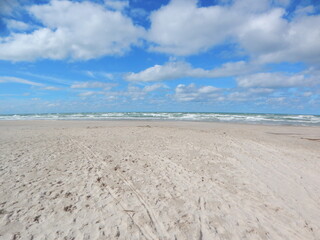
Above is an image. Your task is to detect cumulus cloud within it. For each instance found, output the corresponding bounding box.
[174,83,221,101]
[129,8,148,18]
[126,61,257,82]
[71,81,117,90]
[274,0,291,7]
[236,72,318,88]
[77,83,167,100]
[0,0,20,16]
[239,10,320,64]
[148,0,237,55]
[172,81,293,103]
[0,0,144,61]
[226,88,275,102]
[114,83,167,100]
[143,83,167,92]
[104,0,129,11]
[101,86,147,101]
[147,0,272,55]
[294,5,315,16]
[5,19,33,31]
[147,0,320,64]
[126,62,193,82]
[1,0,319,66]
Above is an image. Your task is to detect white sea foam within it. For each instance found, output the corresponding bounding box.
[0,112,319,126]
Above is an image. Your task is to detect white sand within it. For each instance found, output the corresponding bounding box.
[0,120,319,240]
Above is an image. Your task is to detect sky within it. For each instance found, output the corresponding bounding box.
[0,0,320,114]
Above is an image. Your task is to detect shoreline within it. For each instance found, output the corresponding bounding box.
[1,112,319,127]
[1,118,320,126]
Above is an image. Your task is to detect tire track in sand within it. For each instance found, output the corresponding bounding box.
[68,136,170,240]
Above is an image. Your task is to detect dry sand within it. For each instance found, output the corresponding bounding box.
[0,120,319,240]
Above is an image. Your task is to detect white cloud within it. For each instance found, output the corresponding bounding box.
[227,91,251,102]
[303,92,312,97]
[103,86,147,101]
[5,19,33,31]
[226,87,276,102]
[274,0,291,7]
[107,84,167,100]
[104,0,129,11]
[208,61,259,77]
[148,0,237,55]
[0,0,144,61]
[247,87,274,94]
[43,86,60,91]
[0,76,62,90]
[21,72,71,86]
[123,86,146,100]
[130,8,148,18]
[147,0,283,56]
[125,61,257,82]
[266,97,286,104]
[103,73,115,80]
[198,86,220,94]
[147,0,320,64]
[236,72,318,88]
[0,0,19,16]
[1,0,319,67]
[84,71,95,78]
[232,0,270,12]
[294,5,315,16]
[76,83,167,100]
[71,81,117,90]
[78,91,104,97]
[83,71,115,80]
[174,83,221,101]
[126,62,193,82]
[238,10,320,64]
[143,83,167,92]
[0,76,43,86]
[237,8,288,59]
[46,103,60,107]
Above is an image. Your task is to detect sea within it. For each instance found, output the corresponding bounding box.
[0,112,320,126]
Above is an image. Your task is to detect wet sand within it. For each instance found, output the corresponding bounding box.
[0,120,319,240]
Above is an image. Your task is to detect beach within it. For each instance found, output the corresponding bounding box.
[0,120,319,240]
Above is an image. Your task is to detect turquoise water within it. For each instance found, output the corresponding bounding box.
[0,112,320,126]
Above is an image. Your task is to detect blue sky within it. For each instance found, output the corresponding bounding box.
[0,0,320,114]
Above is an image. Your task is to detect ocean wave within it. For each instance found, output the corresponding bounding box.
[0,112,319,126]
